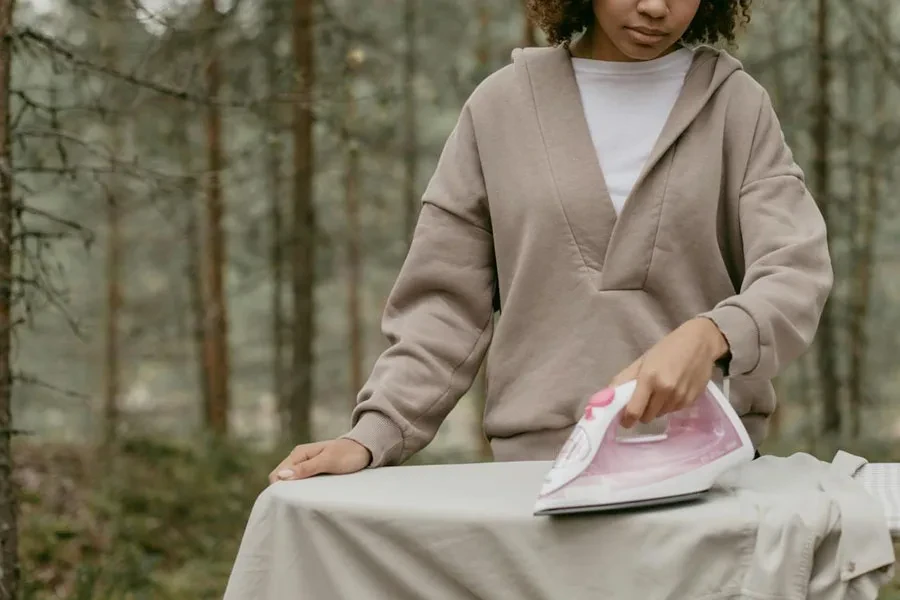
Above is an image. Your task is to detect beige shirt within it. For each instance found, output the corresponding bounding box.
[342,45,833,468]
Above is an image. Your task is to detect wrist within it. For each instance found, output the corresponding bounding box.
[695,317,729,362]
[343,438,373,466]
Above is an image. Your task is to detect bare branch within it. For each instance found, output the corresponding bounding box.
[16,28,231,107]
[13,370,88,400]
[15,203,91,239]
[835,0,900,89]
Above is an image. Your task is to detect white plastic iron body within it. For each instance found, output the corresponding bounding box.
[533,379,754,516]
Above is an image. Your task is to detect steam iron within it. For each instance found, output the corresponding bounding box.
[533,379,754,516]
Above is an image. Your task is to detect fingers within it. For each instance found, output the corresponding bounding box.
[290,441,327,465]
[290,453,328,480]
[620,374,652,428]
[267,439,373,484]
[622,375,693,426]
[269,459,293,484]
[641,389,668,424]
[268,442,327,484]
[287,443,329,480]
[268,452,297,484]
[642,382,702,422]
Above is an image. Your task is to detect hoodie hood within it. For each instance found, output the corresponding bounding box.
[511,44,744,182]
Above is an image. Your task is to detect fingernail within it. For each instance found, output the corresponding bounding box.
[277,469,294,480]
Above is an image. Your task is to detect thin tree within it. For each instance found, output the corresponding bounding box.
[102,8,123,447]
[403,0,419,242]
[264,0,288,435]
[178,113,210,421]
[0,1,17,596]
[203,0,230,435]
[344,48,364,407]
[844,31,863,438]
[765,13,790,441]
[290,0,315,443]
[813,0,840,436]
[847,0,889,438]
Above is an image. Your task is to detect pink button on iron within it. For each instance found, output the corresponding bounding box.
[589,388,615,407]
[584,388,615,420]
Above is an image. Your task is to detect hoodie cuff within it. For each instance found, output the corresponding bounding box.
[340,411,404,468]
[698,305,761,377]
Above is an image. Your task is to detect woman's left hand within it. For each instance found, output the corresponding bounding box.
[609,317,730,428]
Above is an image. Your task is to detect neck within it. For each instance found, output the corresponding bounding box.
[571,25,679,62]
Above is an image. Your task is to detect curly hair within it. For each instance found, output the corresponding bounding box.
[526,0,752,47]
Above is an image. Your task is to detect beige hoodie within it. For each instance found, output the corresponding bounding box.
[342,45,833,467]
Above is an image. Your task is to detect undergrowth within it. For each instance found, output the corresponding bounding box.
[15,434,281,599]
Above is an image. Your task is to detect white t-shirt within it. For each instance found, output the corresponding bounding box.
[572,47,694,215]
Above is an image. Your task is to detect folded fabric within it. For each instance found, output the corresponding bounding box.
[713,450,895,600]
[854,461,900,532]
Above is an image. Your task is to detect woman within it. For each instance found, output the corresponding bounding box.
[269,0,832,483]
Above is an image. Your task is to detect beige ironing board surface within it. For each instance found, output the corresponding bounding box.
[223,456,896,600]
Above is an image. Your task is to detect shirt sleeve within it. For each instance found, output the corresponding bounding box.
[698,87,834,380]
[340,103,496,467]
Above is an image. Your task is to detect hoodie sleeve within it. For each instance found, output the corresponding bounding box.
[340,103,496,467]
[699,87,833,380]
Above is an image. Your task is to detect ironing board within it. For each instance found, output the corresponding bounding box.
[223,459,899,600]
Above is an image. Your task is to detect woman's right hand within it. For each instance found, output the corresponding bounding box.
[268,438,372,484]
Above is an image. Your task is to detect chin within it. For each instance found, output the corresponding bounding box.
[618,41,670,61]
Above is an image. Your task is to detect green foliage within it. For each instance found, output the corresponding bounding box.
[16,435,280,599]
[882,564,900,600]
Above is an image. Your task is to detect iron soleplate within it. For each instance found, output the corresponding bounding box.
[534,490,708,517]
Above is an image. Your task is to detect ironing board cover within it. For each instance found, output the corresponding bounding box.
[223,455,896,600]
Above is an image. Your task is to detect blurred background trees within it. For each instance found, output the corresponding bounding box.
[1,0,899,597]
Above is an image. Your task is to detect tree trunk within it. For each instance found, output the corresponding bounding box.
[178,117,210,422]
[764,17,789,442]
[187,193,209,421]
[403,0,419,242]
[342,69,363,410]
[845,34,863,439]
[848,0,888,439]
[848,134,880,440]
[0,1,18,596]
[203,0,230,435]
[264,0,288,439]
[346,144,362,407]
[102,13,122,448]
[290,0,315,443]
[813,0,840,436]
[343,53,363,408]
[103,158,121,446]
[476,1,490,66]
